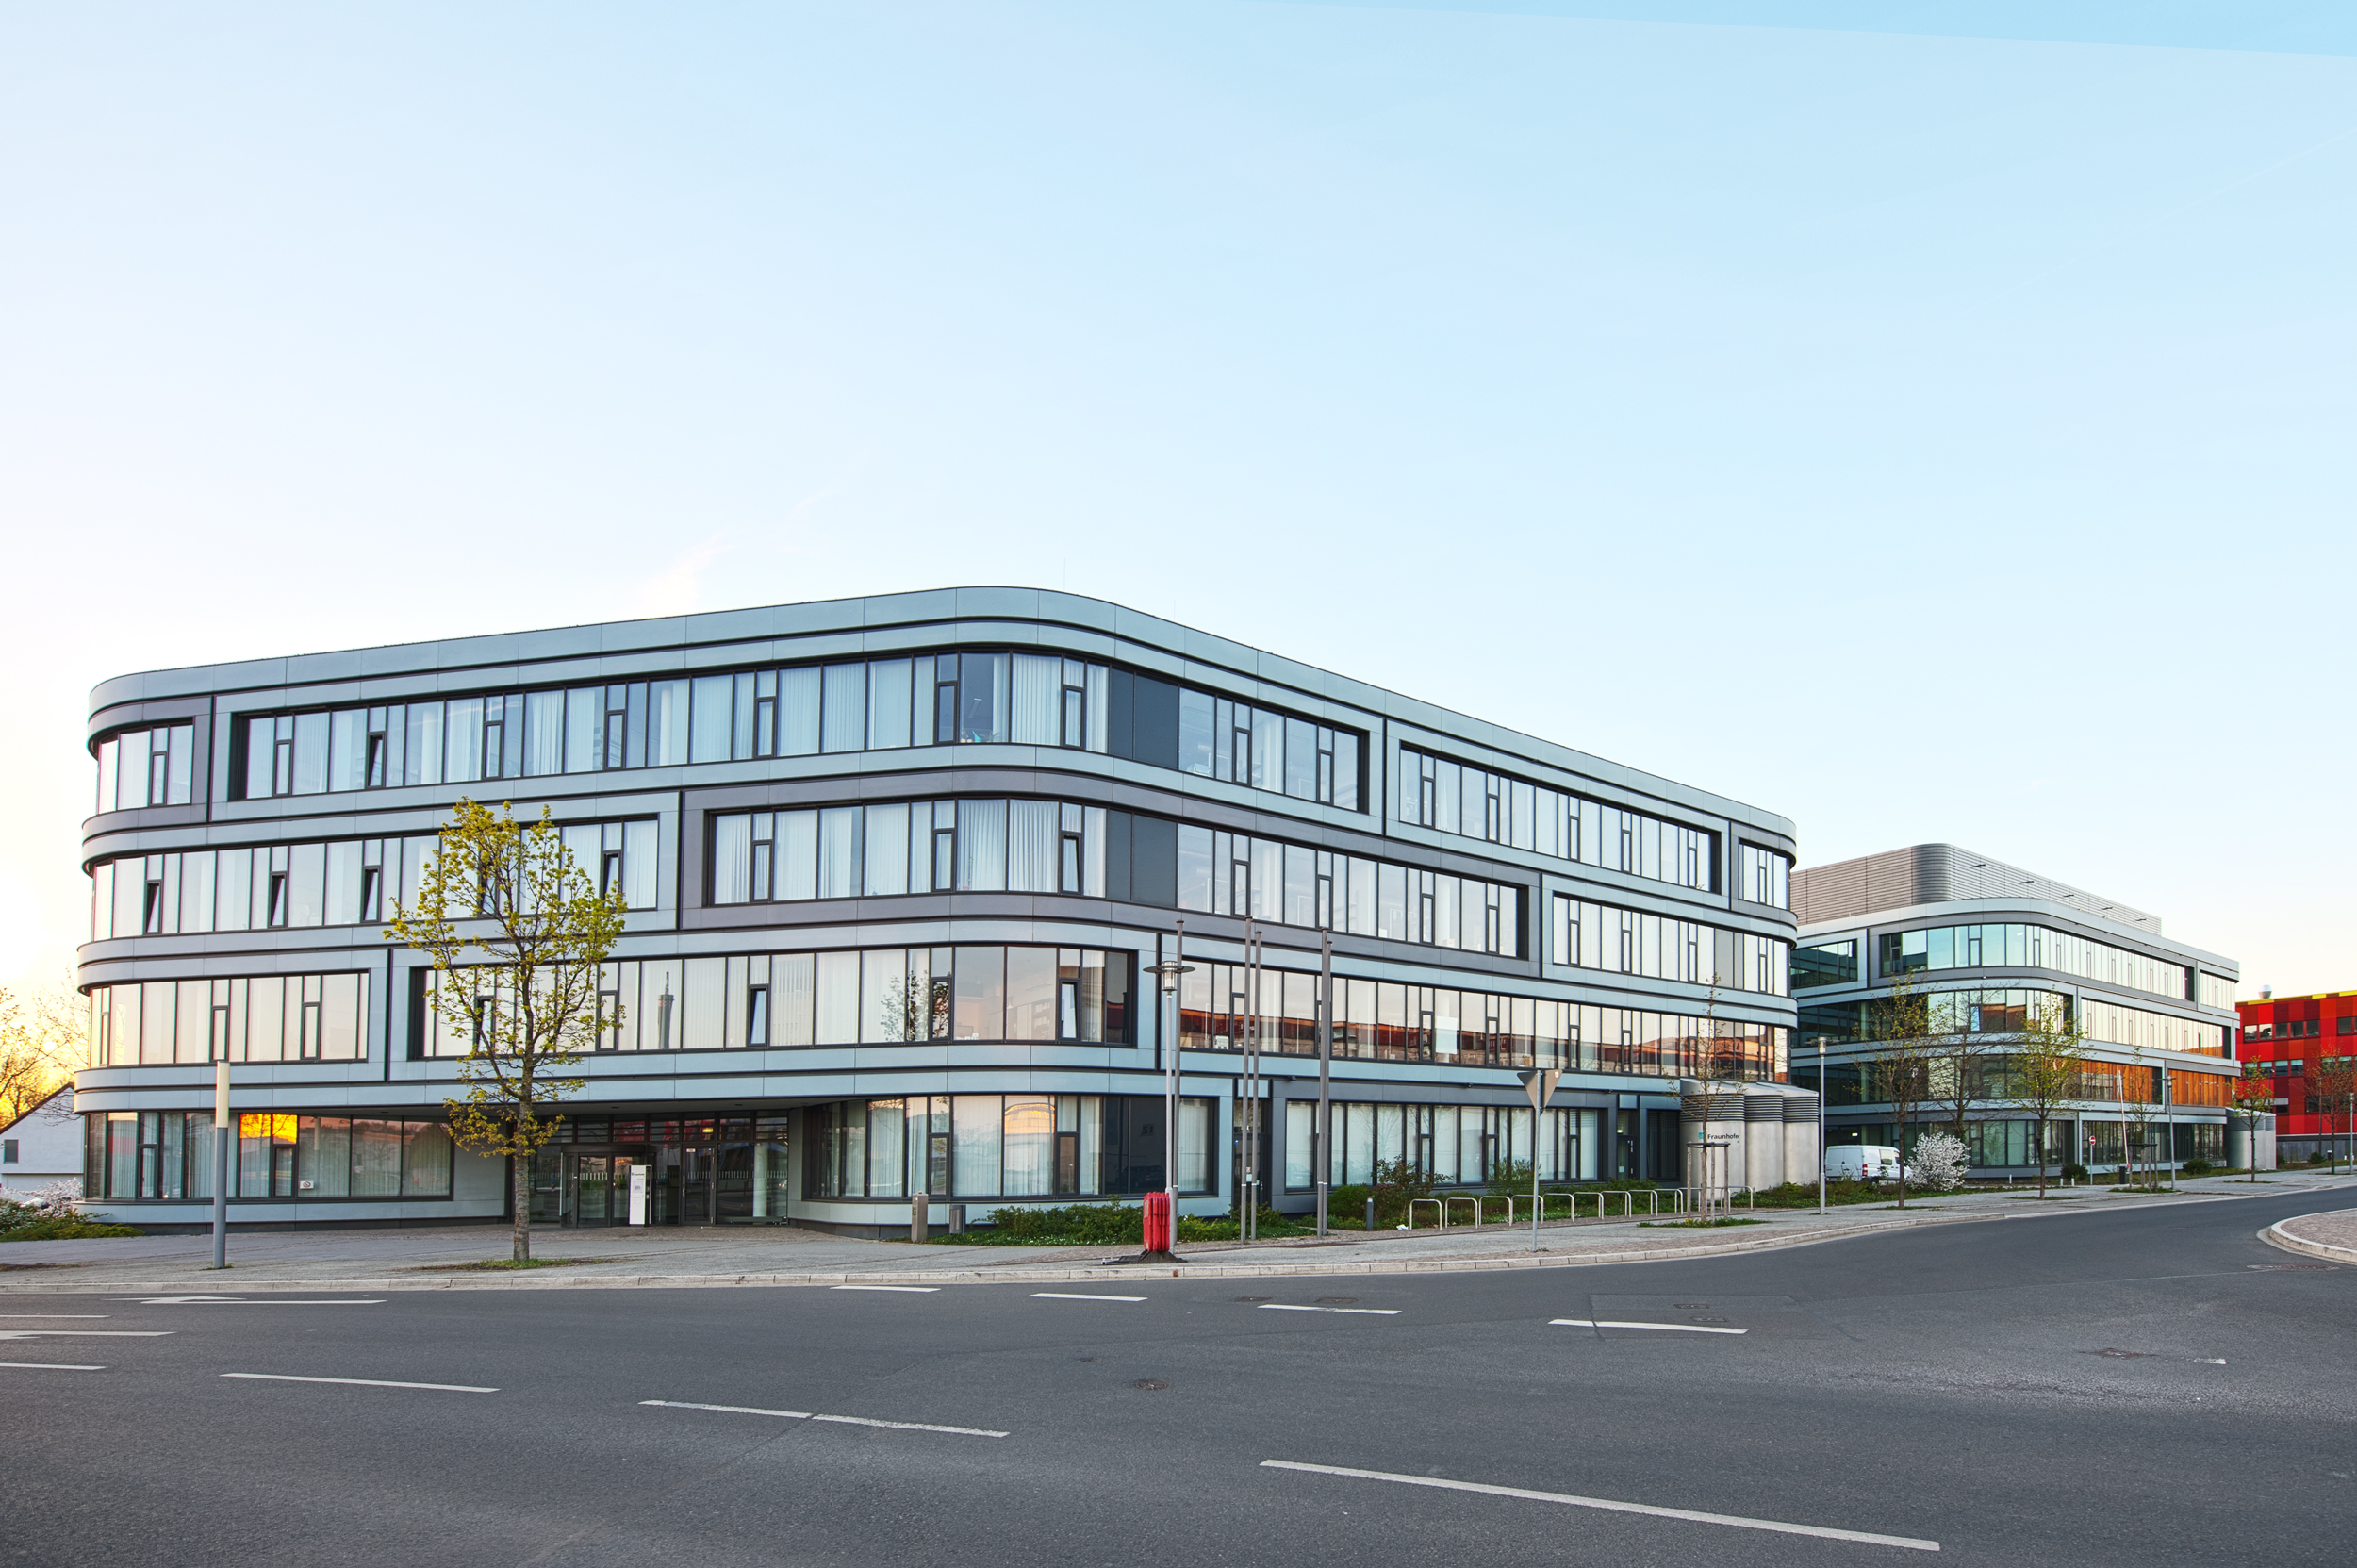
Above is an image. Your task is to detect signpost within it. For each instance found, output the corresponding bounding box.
[628,1163,648,1226]
[1518,1067,1562,1251]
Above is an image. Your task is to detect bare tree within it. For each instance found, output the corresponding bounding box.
[2231,1065,2276,1182]
[0,977,87,1128]
[1869,966,1942,1209]
[2121,1047,2163,1188]
[1926,989,1985,1155]
[2003,995,2089,1198]
[386,801,626,1263]
[2311,1056,2357,1175]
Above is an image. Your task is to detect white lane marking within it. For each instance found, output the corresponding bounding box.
[222,1374,497,1393]
[1257,1304,1402,1315]
[1030,1292,1146,1302]
[1260,1461,1938,1552]
[0,1314,109,1319]
[832,1285,941,1293]
[0,1331,172,1340]
[638,1399,1007,1437]
[1552,1318,1746,1335]
[136,1296,383,1306]
[0,1362,107,1371]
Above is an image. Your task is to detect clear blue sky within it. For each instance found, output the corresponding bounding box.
[3,2,2349,999]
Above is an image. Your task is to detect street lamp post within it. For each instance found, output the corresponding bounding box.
[1816,1036,1826,1217]
[1144,922,1195,1245]
[1315,932,1332,1238]
[210,1056,231,1270]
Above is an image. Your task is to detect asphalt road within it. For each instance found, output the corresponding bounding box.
[4,1188,2351,1567]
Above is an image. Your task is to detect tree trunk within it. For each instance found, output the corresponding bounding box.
[513,1100,532,1263]
[2036,1115,2047,1197]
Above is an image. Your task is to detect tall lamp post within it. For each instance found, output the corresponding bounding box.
[210,1055,232,1270]
[1144,921,1195,1235]
[1815,1036,1826,1217]
[1315,932,1332,1238]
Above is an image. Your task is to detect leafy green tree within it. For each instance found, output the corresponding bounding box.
[386,801,625,1262]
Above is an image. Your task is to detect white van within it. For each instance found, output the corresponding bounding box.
[1824,1146,1910,1182]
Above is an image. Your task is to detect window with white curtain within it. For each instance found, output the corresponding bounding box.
[959,800,1008,892]
[1007,801,1059,893]
[1011,653,1061,746]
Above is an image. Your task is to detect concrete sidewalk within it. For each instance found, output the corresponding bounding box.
[8,1171,2349,1292]
[2265,1205,2357,1264]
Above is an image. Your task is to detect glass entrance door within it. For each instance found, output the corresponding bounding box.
[571,1153,640,1225]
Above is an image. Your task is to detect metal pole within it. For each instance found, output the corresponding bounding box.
[1167,921,1182,1212]
[1816,1037,1826,1217]
[210,1058,231,1270]
[1316,932,1332,1237]
[1244,922,1260,1240]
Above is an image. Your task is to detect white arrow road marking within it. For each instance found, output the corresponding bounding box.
[639,1400,1007,1437]
[1260,1461,1937,1551]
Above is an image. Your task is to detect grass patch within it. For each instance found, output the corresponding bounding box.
[1640,1216,1765,1229]
[409,1256,619,1272]
[924,1203,1317,1246]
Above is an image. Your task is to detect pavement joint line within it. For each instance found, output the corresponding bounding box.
[0,1362,106,1371]
[830,1285,940,1293]
[1258,1460,1937,1552]
[1030,1292,1147,1301]
[638,1399,1008,1437]
[1551,1318,1746,1335]
[1256,1303,1402,1314]
[222,1374,498,1393]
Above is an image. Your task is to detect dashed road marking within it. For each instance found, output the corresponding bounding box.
[1552,1318,1746,1335]
[223,1374,496,1393]
[639,1399,1007,1437]
[1257,1304,1402,1315]
[1030,1293,1146,1302]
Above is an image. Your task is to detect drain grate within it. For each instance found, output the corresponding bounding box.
[1131,1379,1169,1391]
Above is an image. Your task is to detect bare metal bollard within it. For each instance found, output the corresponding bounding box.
[910,1191,928,1244]
[1365,1196,1376,1233]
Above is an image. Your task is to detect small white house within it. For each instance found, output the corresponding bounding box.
[1,1086,81,1198]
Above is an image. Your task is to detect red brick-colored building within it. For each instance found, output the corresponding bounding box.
[2238,991,2357,1164]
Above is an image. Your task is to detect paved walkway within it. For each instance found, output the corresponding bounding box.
[9,1172,2351,1292]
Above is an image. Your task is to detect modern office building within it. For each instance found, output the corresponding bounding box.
[2237,989,2357,1164]
[74,588,1803,1231]
[1792,845,2240,1174]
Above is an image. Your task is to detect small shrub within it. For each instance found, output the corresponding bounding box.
[2060,1163,2090,1182]
[2182,1158,2214,1178]
[1911,1131,1968,1192]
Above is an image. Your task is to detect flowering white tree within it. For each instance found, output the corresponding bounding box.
[1911,1131,1968,1192]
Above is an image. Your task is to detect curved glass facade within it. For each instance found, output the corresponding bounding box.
[75,589,1799,1223]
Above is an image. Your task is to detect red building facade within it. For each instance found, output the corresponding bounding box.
[2237,991,2357,1162]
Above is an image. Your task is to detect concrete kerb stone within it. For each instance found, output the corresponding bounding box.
[2263,1212,2357,1265]
[0,1210,2006,1293]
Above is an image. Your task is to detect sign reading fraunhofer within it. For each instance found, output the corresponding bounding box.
[628,1164,649,1226]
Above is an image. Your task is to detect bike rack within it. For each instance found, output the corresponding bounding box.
[1478,1195,1514,1226]
[1442,1194,1484,1227]
[1535,1193,1574,1222]
[1408,1197,1445,1231]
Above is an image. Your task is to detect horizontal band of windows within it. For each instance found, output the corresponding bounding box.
[809,1094,1215,1199]
[1814,1120,2228,1169]
[90,821,658,940]
[94,724,193,812]
[89,974,369,1066]
[1799,989,2227,1057]
[1549,894,1788,997]
[224,652,1364,812]
[1802,1059,2235,1110]
[1874,923,2201,1004]
[413,945,1133,1057]
[1293,1101,1607,1189]
[1399,744,1724,897]
[86,1111,451,1201]
[709,799,1524,959]
[1184,958,1787,1081]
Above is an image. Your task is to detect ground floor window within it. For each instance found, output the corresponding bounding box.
[804,1095,1211,1199]
[1281,1101,1603,1189]
[84,1112,452,1200]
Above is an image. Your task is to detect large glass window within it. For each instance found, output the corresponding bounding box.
[93,723,195,813]
[88,1111,448,1202]
[805,1094,1211,1200]
[90,974,371,1066]
[1547,892,1783,995]
[1878,923,2196,1003]
[1402,744,1719,895]
[228,651,1368,813]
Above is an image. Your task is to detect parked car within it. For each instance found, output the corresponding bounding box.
[1824,1146,1913,1182]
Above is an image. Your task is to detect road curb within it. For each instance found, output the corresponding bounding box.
[0,1210,2008,1292]
[2262,1212,2357,1265]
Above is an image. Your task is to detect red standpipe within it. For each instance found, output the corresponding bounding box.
[1144,1191,1173,1254]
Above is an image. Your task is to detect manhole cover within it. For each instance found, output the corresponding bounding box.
[2090,1348,2153,1359]
[1232,1296,1272,1302]
[1131,1379,1169,1391]
[1315,1296,1359,1305]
